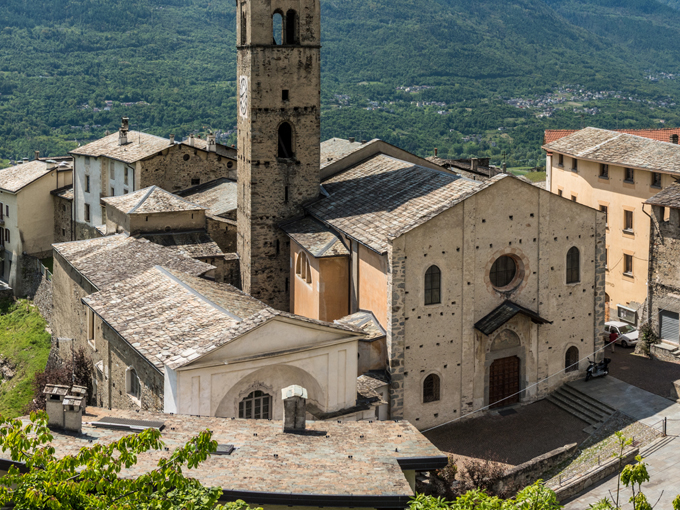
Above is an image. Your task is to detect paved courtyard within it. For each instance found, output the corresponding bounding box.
[605,346,680,399]
[564,377,680,508]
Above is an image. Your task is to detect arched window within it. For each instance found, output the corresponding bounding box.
[272,11,283,45]
[239,390,272,419]
[566,247,580,284]
[285,10,298,44]
[126,367,141,400]
[424,265,441,305]
[490,255,516,288]
[278,122,294,158]
[565,346,579,373]
[240,5,247,45]
[423,374,440,403]
[295,251,311,283]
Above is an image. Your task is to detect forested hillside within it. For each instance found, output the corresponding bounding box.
[2,0,680,165]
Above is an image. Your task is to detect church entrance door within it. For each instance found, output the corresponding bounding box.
[489,356,520,409]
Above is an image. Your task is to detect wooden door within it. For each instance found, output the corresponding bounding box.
[489,356,520,409]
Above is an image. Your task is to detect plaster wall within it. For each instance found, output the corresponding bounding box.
[358,245,388,328]
[290,240,320,319]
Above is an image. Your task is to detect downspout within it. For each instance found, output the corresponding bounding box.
[642,203,657,325]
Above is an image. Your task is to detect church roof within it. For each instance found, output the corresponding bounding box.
[474,301,552,336]
[53,235,213,291]
[101,186,204,215]
[307,153,500,254]
[280,216,349,257]
[70,131,172,164]
[176,178,237,217]
[82,266,363,371]
[320,138,374,169]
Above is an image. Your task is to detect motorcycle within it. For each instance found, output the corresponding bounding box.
[585,357,611,381]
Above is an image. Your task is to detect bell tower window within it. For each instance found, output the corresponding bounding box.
[240,4,247,45]
[278,122,294,158]
[285,10,298,44]
[272,11,283,45]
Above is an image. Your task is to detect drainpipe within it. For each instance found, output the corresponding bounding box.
[642,203,657,325]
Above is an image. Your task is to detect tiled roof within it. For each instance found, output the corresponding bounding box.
[182,137,237,159]
[176,178,237,217]
[646,182,680,208]
[280,216,349,257]
[51,185,74,201]
[101,186,204,215]
[474,300,551,336]
[0,160,53,193]
[357,371,389,403]
[336,310,386,340]
[320,138,375,169]
[542,127,680,174]
[53,235,213,290]
[29,406,444,500]
[142,231,224,258]
[308,154,497,254]
[82,266,363,370]
[70,131,172,164]
[545,127,680,145]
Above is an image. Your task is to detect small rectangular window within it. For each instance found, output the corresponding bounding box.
[571,195,577,202]
[101,206,106,223]
[110,187,115,197]
[600,164,609,178]
[124,189,129,194]
[652,172,662,188]
[124,168,129,185]
[571,158,578,172]
[558,189,563,197]
[85,175,90,193]
[110,166,114,180]
[625,168,634,183]
[558,154,564,166]
[605,247,608,269]
[5,206,8,218]
[4,229,9,243]
[191,178,200,186]
[282,89,289,101]
[624,254,633,276]
[600,205,608,227]
[84,204,91,222]
[61,228,66,237]
[624,210,634,232]
[87,309,95,348]
[284,186,289,203]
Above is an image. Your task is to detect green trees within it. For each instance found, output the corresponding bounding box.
[410,482,562,510]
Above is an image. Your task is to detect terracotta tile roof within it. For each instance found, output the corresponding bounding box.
[70,131,172,164]
[101,186,204,215]
[544,127,680,145]
[53,235,213,290]
[543,127,680,174]
[336,310,386,340]
[0,160,53,193]
[82,266,363,370]
[320,138,376,169]
[142,231,224,258]
[308,154,499,254]
[280,216,349,257]
[27,406,444,500]
[177,178,237,217]
[646,182,680,208]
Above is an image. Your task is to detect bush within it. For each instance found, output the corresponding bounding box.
[635,322,659,357]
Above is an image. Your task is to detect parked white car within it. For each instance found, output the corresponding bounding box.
[604,321,639,347]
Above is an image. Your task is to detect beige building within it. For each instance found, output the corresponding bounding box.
[0,158,72,295]
[70,121,237,239]
[543,127,680,323]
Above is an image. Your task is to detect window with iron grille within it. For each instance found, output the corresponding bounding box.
[490,256,516,288]
[424,265,441,305]
[566,247,580,284]
[239,391,272,419]
[423,374,440,403]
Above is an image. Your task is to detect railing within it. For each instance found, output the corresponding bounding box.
[40,264,52,281]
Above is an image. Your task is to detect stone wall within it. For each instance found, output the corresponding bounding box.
[51,251,96,342]
[207,215,237,253]
[34,275,52,326]
[53,196,72,243]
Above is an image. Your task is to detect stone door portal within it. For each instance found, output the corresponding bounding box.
[489,356,520,409]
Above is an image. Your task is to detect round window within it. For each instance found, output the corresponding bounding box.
[227,161,233,168]
[490,256,517,288]
[183,154,190,161]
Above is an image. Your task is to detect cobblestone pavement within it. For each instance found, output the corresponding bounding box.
[605,345,680,399]
[564,377,680,509]
[424,400,589,466]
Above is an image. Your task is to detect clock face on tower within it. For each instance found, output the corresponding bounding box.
[239,76,248,119]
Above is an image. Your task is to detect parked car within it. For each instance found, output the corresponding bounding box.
[604,321,639,347]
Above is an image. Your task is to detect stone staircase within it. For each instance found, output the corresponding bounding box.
[547,383,616,429]
[651,341,680,362]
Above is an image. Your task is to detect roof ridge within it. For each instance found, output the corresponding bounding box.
[128,185,157,214]
[154,266,242,322]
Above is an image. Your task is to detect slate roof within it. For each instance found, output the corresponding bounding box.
[308,153,499,254]
[0,160,54,193]
[474,301,552,336]
[82,266,363,371]
[101,186,204,215]
[70,131,172,164]
[646,181,680,209]
[142,230,224,258]
[182,137,237,159]
[545,127,680,145]
[23,406,445,502]
[51,184,74,201]
[53,235,213,290]
[336,310,386,340]
[280,216,349,257]
[542,127,680,174]
[357,371,390,403]
[320,138,374,169]
[176,178,237,217]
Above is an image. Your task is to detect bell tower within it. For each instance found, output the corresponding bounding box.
[236,0,321,310]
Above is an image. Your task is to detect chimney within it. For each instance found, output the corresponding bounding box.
[119,117,129,146]
[282,385,308,433]
[63,392,85,434]
[43,384,70,429]
[34,150,40,160]
[434,148,438,157]
[207,132,216,152]
[169,134,175,144]
[188,134,195,147]
[471,157,479,172]
[361,140,367,144]
[348,137,355,143]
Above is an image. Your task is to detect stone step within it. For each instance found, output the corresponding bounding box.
[562,383,617,416]
[557,387,614,422]
[547,392,604,426]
